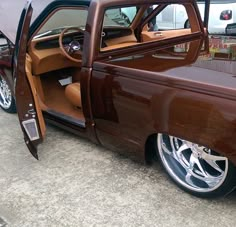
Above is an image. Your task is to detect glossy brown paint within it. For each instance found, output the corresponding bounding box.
[90,40,200,160]
[79,67,100,144]
[84,0,204,64]
[92,65,236,166]
[82,0,236,166]
[91,38,236,166]
[14,2,44,159]
[1,0,236,169]
[25,3,99,145]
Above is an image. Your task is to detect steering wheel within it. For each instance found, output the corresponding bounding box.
[59,27,84,63]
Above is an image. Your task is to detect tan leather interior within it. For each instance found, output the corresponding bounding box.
[101,42,138,51]
[25,54,46,137]
[25,3,194,126]
[24,6,88,125]
[65,83,82,107]
[104,34,137,46]
[101,32,138,52]
[101,29,192,52]
[29,35,80,75]
[141,29,192,42]
[39,71,85,120]
[27,34,85,122]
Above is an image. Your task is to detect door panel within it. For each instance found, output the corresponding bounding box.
[25,54,46,137]
[14,1,46,159]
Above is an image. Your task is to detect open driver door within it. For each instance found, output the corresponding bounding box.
[14,0,46,160]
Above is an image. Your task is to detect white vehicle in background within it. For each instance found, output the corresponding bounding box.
[157,0,236,34]
[196,0,236,34]
[120,1,236,34]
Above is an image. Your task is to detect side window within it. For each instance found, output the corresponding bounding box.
[100,4,200,52]
[34,8,88,38]
[156,4,188,30]
[141,4,196,43]
[106,39,203,72]
[101,6,139,52]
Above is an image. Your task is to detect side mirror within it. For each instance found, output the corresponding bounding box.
[226,23,236,35]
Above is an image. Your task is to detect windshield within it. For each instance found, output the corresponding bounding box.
[35,8,88,38]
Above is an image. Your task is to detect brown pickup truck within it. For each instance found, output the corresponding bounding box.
[0,0,235,198]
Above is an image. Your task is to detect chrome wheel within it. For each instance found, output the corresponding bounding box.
[0,74,12,109]
[157,134,229,193]
[0,74,16,113]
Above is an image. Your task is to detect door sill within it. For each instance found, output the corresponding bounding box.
[43,109,86,128]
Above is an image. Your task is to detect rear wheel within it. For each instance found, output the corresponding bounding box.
[0,74,16,113]
[156,134,236,198]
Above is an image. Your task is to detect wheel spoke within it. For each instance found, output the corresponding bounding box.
[201,152,227,162]
[161,141,172,155]
[0,76,12,109]
[185,172,195,187]
[185,154,225,189]
[171,140,190,166]
[176,143,189,157]
[204,159,223,174]
[0,86,7,104]
[190,154,208,178]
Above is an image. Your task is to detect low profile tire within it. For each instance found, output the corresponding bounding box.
[0,74,16,113]
[156,134,236,198]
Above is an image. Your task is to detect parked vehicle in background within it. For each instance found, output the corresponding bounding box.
[0,0,236,199]
[197,0,236,34]
[108,1,236,34]
[120,0,236,34]
[0,33,16,113]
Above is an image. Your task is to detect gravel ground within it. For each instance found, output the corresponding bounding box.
[0,109,235,227]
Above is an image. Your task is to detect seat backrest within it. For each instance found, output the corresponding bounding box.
[65,83,81,108]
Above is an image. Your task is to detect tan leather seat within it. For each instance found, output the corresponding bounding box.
[65,83,82,107]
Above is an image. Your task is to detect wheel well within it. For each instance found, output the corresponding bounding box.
[145,133,158,164]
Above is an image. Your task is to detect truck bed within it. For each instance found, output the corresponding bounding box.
[165,61,236,100]
[95,56,236,101]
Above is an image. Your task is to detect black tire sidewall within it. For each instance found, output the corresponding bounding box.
[0,95,16,113]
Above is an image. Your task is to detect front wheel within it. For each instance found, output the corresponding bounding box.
[0,73,16,113]
[156,134,236,198]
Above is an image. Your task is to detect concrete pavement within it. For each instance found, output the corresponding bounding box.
[0,109,235,227]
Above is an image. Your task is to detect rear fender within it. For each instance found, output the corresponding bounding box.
[151,88,236,166]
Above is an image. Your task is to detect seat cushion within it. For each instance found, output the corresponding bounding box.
[65,83,81,107]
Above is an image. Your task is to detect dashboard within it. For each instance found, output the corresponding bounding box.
[28,27,137,74]
[28,32,84,75]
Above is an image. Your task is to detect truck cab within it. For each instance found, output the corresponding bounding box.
[0,0,235,198]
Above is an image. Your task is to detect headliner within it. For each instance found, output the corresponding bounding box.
[0,0,52,44]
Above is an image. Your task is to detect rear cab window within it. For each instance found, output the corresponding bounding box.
[100,2,203,53]
[97,1,205,72]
